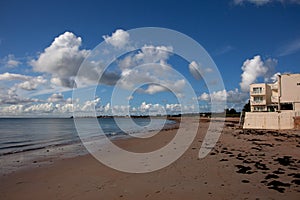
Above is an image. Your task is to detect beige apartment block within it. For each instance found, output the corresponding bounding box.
[244,73,300,129]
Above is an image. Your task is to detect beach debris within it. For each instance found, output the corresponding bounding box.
[267,180,290,193]
[219,158,228,162]
[265,174,279,179]
[254,162,269,170]
[287,173,300,178]
[235,165,253,174]
[291,179,300,185]
[241,179,250,183]
[236,153,247,160]
[274,156,294,166]
[272,168,285,175]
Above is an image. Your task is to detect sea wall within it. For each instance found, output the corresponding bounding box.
[243,111,298,130]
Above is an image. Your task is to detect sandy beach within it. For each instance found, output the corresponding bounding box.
[0,117,299,200]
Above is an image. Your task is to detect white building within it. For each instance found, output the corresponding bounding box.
[244,73,300,129]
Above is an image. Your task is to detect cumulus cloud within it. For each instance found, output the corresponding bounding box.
[30,31,124,88]
[116,45,188,96]
[166,103,181,112]
[0,87,40,105]
[30,31,90,88]
[47,93,65,103]
[143,84,167,94]
[81,98,101,112]
[24,103,56,113]
[199,89,248,103]
[1,105,24,114]
[103,29,130,49]
[0,72,30,81]
[118,45,173,70]
[0,96,103,115]
[0,72,47,90]
[239,55,277,92]
[17,76,47,90]
[137,102,166,115]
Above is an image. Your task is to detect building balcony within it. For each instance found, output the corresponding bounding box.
[251,100,266,105]
[250,91,265,95]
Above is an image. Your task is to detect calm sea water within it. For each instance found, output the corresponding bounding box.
[0,118,173,156]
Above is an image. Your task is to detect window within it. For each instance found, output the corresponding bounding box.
[253,106,265,111]
[253,96,263,102]
[281,103,293,110]
[253,87,263,93]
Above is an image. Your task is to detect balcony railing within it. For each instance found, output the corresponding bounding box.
[251,100,266,105]
[250,91,265,95]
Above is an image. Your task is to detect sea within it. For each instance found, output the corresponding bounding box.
[0,117,175,174]
[0,117,174,156]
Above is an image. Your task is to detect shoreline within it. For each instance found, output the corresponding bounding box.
[1,117,299,199]
[0,117,180,175]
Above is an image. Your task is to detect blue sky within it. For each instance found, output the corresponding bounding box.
[0,0,300,116]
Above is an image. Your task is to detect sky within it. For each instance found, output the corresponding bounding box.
[0,0,300,117]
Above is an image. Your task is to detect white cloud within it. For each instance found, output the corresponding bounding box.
[30,31,90,88]
[166,103,181,112]
[117,47,187,96]
[143,84,167,94]
[270,72,281,82]
[81,98,101,112]
[104,103,110,112]
[0,84,41,105]
[30,31,122,88]
[278,38,300,56]
[188,61,213,80]
[1,105,24,114]
[139,101,152,111]
[0,54,21,68]
[138,79,186,96]
[0,97,104,115]
[116,45,185,96]
[0,72,30,81]
[189,61,202,80]
[17,76,47,90]
[103,29,130,49]
[127,95,134,100]
[0,72,47,91]
[47,93,65,103]
[111,105,130,115]
[118,45,173,70]
[239,55,277,92]
[233,0,271,5]
[137,102,166,115]
[24,103,55,113]
[199,89,248,104]
[233,0,300,6]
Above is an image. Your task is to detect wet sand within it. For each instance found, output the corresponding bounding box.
[0,117,299,200]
